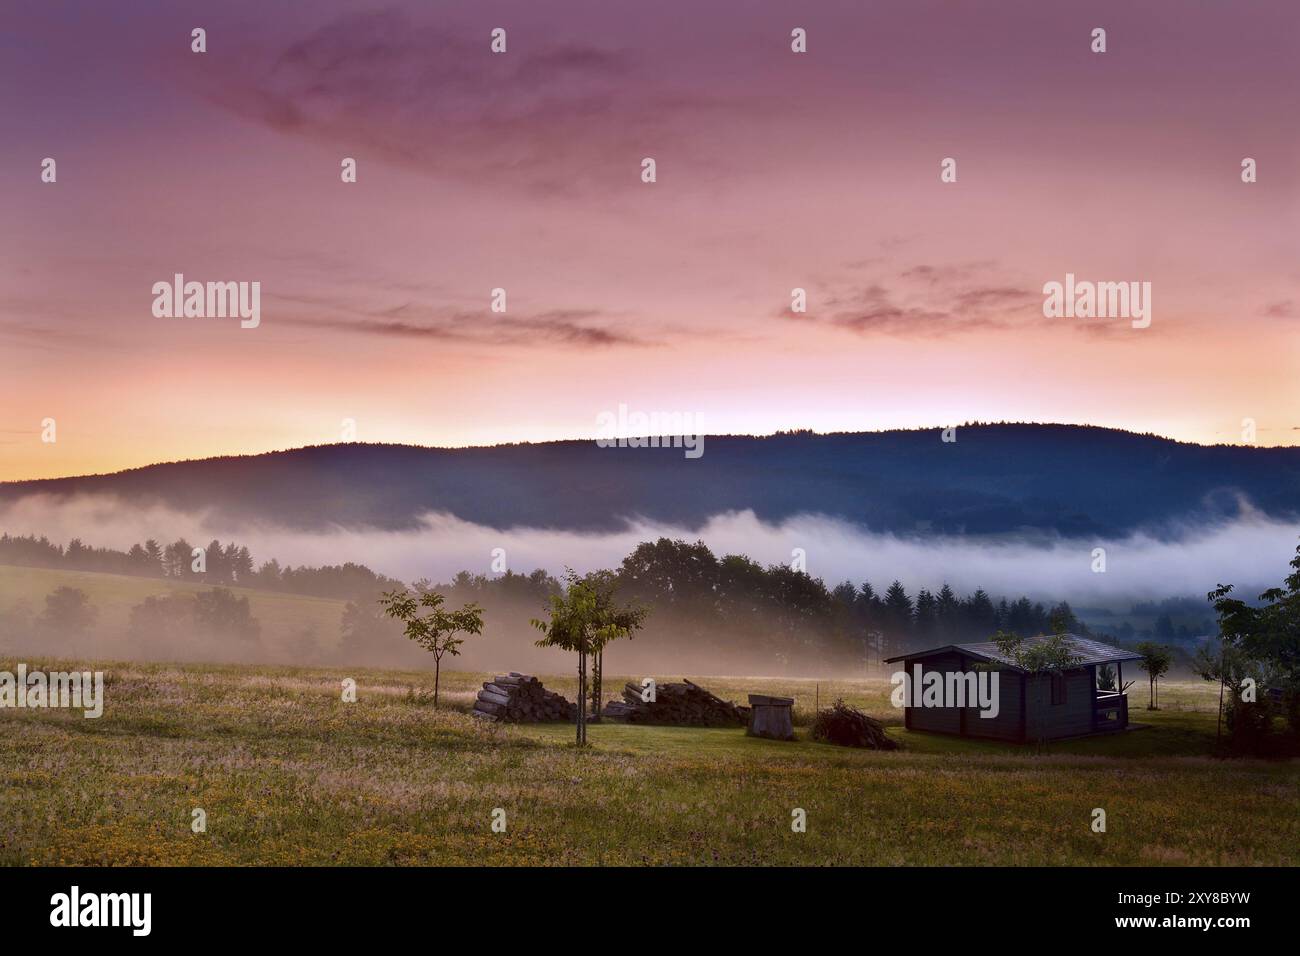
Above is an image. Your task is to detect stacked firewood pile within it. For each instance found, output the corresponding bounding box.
[472,673,576,723]
[809,699,898,749]
[603,678,749,727]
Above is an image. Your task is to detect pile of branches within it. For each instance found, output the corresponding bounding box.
[472,673,576,723]
[810,699,898,749]
[605,678,749,726]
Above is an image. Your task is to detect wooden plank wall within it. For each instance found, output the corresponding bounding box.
[1023,668,1094,740]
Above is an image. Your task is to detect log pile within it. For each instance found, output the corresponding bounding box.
[472,673,576,723]
[604,678,749,727]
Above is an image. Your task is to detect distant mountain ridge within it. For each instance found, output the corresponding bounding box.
[3,425,1299,539]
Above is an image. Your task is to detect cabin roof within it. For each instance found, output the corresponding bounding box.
[884,634,1143,673]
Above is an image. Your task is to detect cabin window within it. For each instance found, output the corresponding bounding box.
[1050,673,1067,706]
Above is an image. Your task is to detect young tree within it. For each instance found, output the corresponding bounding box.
[379,589,484,709]
[532,570,646,746]
[989,625,1082,675]
[1135,641,1173,709]
[984,621,1082,745]
[1193,638,1263,744]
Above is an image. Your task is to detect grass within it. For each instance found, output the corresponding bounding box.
[0,564,347,658]
[1,657,1296,866]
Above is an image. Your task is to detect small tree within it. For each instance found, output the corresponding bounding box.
[532,570,646,746]
[581,569,645,721]
[984,623,1082,746]
[1193,638,1269,747]
[379,589,484,709]
[989,620,1082,675]
[1135,641,1173,710]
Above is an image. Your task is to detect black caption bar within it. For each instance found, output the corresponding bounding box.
[0,866,1281,941]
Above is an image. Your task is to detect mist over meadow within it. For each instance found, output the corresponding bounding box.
[0,492,1294,605]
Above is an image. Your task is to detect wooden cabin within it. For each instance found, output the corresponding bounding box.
[884,635,1141,742]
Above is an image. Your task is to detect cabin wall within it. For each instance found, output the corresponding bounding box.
[962,667,1022,741]
[1024,668,1094,740]
[901,654,1022,740]
[903,653,962,734]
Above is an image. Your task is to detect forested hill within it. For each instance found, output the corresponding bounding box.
[3,424,1298,538]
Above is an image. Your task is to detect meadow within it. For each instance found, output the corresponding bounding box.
[1,657,1296,867]
[0,565,347,662]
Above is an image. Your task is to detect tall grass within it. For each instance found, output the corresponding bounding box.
[1,658,1294,866]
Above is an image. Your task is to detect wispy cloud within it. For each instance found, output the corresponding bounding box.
[781,260,1039,338]
[275,302,649,349]
[202,9,731,196]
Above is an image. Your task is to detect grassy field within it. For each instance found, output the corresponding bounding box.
[0,564,348,659]
[1,657,1296,866]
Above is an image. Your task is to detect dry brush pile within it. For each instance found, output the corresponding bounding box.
[810,699,899,749]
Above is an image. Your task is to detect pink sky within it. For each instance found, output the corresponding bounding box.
[2,0,1298,480]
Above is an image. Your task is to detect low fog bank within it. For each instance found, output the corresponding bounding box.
[2,493,1298,679]
[2,492,1295,602]
[0,586,839,681]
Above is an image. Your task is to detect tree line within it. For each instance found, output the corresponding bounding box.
[0,532,402,599]
[4,531,1122,667]
[0,531,1209,660]
[336,538,1116,673]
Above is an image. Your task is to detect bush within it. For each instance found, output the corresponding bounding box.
[1223,692,1299,757]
